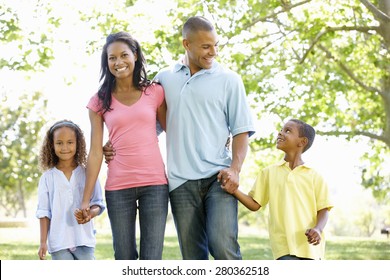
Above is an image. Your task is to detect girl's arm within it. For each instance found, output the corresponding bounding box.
[233,189,261,211]
[38,217,50,260]
[81,110,104,213]
[89,205,102,219]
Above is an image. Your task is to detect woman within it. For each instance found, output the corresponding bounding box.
[80,31,168,260]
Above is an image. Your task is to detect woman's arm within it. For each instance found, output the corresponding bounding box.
[81,110,104,212]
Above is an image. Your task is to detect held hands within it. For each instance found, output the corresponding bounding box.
[74,207,91,224]
[305,228,322,245]
[217,168,240,194]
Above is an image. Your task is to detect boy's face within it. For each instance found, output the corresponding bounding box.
[276,121,306,152]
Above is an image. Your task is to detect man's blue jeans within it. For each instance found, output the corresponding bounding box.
[169,174,241,260]
[105,185,169,260]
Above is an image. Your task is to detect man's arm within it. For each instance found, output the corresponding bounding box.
[218,132,249,194]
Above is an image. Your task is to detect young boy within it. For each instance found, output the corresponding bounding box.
[233,119,333,260]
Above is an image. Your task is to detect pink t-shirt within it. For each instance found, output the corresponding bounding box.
[87,83,167,191]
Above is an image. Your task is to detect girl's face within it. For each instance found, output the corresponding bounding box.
[107,41,137,80]
[53,127,77,164]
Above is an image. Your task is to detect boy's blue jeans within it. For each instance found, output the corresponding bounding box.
[105,185,169,260]
[169,174,242,260]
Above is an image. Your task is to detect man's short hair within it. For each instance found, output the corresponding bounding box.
[182,16,214,39]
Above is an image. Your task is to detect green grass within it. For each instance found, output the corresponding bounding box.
[1,227,389,260]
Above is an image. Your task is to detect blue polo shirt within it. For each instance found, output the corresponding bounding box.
[155,59,255,192]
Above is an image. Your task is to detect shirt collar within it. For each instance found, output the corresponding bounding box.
[173,56,219,74]
[277,159,313,169]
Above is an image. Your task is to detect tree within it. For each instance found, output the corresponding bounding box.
[2,0,389,216]
[0,92,47,217]
[0,0,60,71]
[155,0,390,200]
[76,0,390,200]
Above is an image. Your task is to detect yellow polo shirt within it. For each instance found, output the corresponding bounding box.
[249,160,333,259]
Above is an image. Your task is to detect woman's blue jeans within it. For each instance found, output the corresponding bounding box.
[169,174,241,260]
[105,185,169,260]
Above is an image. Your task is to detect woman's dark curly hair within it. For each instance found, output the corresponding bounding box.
[39,120,87,171]
[98,31,151,114]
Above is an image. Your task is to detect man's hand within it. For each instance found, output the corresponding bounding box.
[103,140,115,164]
[218,168,239,194]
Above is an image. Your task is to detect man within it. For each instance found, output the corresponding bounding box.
[105,16,255,259]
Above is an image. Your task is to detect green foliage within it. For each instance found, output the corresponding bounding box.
[0,1,59,71]
[0,92,47,217]
[1,0,389,215]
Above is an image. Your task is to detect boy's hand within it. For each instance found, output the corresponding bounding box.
[305,228,321,245]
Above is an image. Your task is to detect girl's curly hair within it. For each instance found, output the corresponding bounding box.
[39,120,87,171]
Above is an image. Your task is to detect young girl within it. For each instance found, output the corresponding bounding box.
[36,120,105,260]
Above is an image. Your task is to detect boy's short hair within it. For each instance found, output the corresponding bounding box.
[290,119,315,153]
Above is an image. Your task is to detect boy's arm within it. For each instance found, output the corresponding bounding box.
[305,208,330,245]
[233,189,261,211]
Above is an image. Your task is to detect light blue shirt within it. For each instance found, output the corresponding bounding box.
[36,166,105,254]
[155,60,255,192]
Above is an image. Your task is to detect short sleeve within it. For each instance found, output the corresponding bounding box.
[314,172,333,211]
[249,168,269,208]
[225,72,255,138]
[86,93,103,116]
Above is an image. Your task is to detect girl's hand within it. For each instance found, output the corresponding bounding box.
[38,244,48,260]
